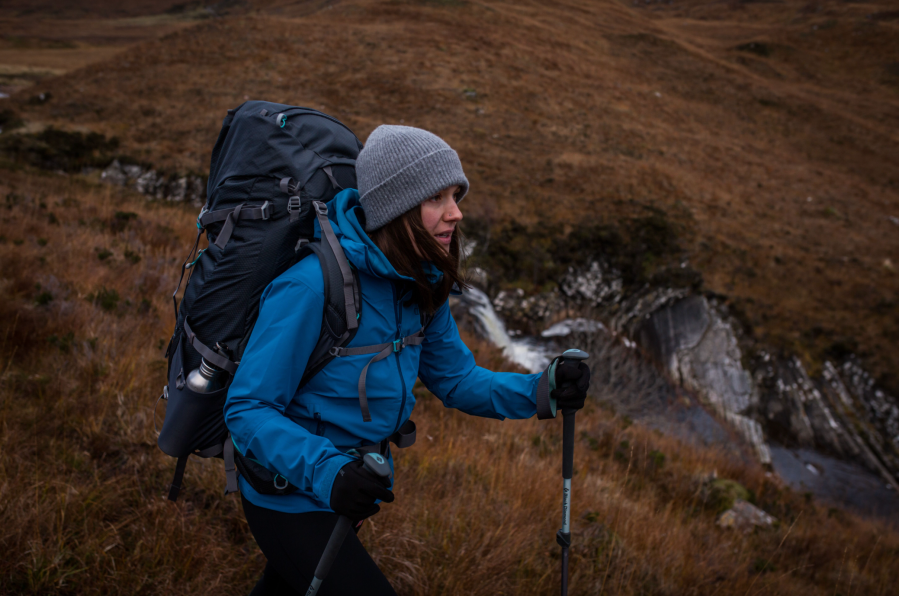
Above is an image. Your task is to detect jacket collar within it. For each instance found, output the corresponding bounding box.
[315,189,416,282]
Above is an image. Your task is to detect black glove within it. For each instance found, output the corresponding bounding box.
[551,358,591,411]
[330,459,395,521]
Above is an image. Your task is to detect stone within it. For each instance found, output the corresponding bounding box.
[122,164,143,180]
[135,170,159,196]
[101,160,127,186]
[716,499,776,532]
[560,260,623,307]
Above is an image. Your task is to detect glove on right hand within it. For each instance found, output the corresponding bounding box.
[551,358,591,411]
[330,459,395,521]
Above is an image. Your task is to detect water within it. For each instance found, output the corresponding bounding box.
[455,286,899,521]
[456,287,553,372]
[769,445,899,523]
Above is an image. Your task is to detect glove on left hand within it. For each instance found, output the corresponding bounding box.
[551,359,591,411]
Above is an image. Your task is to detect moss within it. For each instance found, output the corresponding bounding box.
[466,205,687,295]
[706,479,751,513]
[0,128,119,172]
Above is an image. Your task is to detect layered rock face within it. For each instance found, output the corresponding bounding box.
[487,259,899,495]
[635,295,770,465]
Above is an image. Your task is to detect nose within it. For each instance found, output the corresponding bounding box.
[445,197,463,223]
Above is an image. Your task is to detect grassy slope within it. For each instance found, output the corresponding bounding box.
[5,0,899,390]
[1,169,898,595]
[1,1,899,593]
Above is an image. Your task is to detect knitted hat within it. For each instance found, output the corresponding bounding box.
[356,125,469,232]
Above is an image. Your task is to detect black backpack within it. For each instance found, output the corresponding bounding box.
[157,101,364,501]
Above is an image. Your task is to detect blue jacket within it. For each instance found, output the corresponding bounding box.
[224,189,542,513]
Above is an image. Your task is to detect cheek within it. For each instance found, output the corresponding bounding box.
[420,203,441,231]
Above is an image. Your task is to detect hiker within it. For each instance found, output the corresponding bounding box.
[223,125,591,595]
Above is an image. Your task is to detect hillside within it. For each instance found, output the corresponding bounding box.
[1,0,899,594]
[4,0,899,393]
[1,168,897,594]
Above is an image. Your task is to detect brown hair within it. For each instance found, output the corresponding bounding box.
[368,207,469,314]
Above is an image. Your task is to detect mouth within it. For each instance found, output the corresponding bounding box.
[434,229,454,244]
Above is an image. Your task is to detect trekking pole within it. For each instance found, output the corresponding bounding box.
[306,452,392,596]
[556,348,589,596]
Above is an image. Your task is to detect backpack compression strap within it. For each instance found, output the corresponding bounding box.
[198,201,271,248]
[329,330,426,422]
[183,318,238,374]
[167,441,228,502]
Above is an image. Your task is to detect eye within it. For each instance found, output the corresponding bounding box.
[429,194,441,202]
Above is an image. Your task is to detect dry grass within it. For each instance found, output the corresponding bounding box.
[3,0,898,393]
[1,169,898,595]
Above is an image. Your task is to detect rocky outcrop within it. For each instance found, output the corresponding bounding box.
[635,295,770,464]
[491,287,563,333]
[754,354,899,491]
[101,159,205,205]
[462,249,899,508]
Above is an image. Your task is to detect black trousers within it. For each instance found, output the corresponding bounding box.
[241,494,398,596]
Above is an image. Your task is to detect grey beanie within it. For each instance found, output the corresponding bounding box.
[356,125,469,232]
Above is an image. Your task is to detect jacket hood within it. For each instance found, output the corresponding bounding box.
[316,188,412,281]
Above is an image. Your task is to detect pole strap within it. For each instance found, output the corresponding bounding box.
[536,357,559,420]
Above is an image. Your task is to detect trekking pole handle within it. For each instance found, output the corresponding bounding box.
[306,453,391,596]
[558,348,588,480]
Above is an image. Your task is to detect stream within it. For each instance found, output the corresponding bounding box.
[453,287,899,523]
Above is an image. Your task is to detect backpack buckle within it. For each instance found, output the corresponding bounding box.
[260,200,271,220]
[287,196,301,222]
[392,339,403,352]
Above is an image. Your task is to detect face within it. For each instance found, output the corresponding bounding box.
[420,185,463,253]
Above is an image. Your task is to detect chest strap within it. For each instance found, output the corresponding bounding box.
[329,329,426,422]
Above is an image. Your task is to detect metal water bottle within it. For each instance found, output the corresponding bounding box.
[185,342,231,394]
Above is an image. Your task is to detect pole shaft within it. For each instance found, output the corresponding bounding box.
[561,410,575,479]
[307,516,352,596]
[560,409,576,596]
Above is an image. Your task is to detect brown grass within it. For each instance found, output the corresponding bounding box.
[4,0,898,393]
[1,169,898,595]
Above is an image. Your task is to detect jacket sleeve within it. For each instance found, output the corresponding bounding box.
[224,273,353,507]
[417,300,542,420]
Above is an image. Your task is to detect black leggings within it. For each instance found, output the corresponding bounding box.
[241,494,398,596]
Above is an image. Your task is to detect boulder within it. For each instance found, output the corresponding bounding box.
[716,499,776,532]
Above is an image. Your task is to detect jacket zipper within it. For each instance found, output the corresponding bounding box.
[392,283,407,435]
[314,412,325,437]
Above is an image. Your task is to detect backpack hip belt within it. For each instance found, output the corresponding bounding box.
[234,419,417,496]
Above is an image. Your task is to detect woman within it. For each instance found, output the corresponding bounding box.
[224,125,590,595]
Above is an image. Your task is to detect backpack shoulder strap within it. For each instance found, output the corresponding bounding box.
[297,238,361,389]
[312,201,358,331]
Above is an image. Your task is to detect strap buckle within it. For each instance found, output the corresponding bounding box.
[196,208,207,230]
[287,196,301,214]
[259,200,271,220]
[392,338,403,353]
